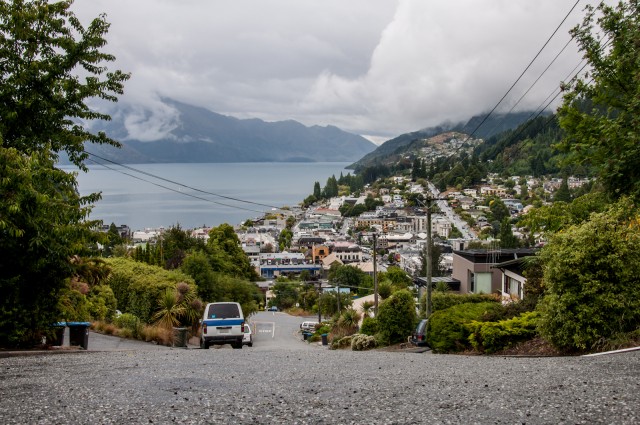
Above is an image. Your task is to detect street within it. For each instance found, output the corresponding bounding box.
[0,312,638,424]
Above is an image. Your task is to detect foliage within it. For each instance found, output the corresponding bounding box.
[330,335,353,350]
[329,264,371,295]
[556,1,640,201]
[351,333,377,351]
[376,290,417,346]
[536,198,640,352]
[426,302,504,353]
[0,0,127,347]
[105,257,197,324]
[498,217,519,248]
[0,149,100,347]
[360,316,378,336]
[0,0,129,168]
[114,313,142,338]
[207,224,259,280]
[336,308,361,335]
[377,281,393,299]
[521,191,610,237]
[430,292,500,313]
[86,285,118,322]
[272,282,300,310]
[467,311,540,354]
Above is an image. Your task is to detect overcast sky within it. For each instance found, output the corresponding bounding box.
[71,0,593,143]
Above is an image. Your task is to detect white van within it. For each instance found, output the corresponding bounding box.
[300,321,319,332]
[200,302,245,349]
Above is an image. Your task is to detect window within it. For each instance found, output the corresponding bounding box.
[474,272,492,294]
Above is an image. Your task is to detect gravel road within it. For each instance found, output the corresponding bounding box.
[0,338,638,424]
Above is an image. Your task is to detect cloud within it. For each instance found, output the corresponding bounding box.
[72,0,586,141]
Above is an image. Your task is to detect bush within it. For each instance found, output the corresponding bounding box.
[430,292,500,313]
[537,199,640,352]
[351,334,377,351]
[360,317,378,336]
[467,311,540,353]
[331,335,352,350]
[105,258,196,324]
[114,313,143,339]
[427,302,504,353]
[376,290,417,346]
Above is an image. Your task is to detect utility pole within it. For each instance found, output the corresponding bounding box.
[372,233,378,316]
[417,194,446,319]
[337,282,341,315]
[317,280,322,323]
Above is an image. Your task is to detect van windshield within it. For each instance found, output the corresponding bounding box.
[207,304,240,319]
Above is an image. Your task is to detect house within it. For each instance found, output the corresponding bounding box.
[492,257,530,302]
[451,248,537,295]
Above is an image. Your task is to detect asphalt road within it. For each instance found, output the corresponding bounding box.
[1,314,638,424]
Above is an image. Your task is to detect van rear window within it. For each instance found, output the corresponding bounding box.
[207,304,240,319]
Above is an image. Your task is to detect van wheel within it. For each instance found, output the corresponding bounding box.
[201,339,209,349]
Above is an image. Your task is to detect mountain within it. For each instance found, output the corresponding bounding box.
[349,111,543,171]
[80,99,376,164]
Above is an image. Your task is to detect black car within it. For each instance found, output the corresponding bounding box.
[410,319,429,347]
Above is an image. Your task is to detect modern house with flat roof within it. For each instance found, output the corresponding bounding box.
[451,248,537,295]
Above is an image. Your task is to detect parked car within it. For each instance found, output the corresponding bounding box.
[410,319,429,347]
[243,323,253,347]
[300,321,319,332]
[268,306,278,312]
[200,302,245,350]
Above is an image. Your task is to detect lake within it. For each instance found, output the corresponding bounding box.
[63,162,351,231]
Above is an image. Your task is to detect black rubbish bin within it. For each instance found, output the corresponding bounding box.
[67,322,91,349]
[321,333,328,346]
[50,322,66,346]
[303,332,311,341]
[173,327,188,348]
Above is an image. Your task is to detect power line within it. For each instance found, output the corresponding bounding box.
[85,156,267,215]
[466,0,582,140]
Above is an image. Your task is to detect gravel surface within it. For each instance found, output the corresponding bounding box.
[0,342,638,424]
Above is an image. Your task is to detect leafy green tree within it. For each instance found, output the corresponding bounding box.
[0,0,128,347]
[553,178,572,203]
[556,1,640,200]
[313,181,322,199]
[329,264,369,295]
[272,282,299,310]
[0,149,100,346]
[498,217,519,249]
[0,0,129,168]
[376,290,417,346]
[207,224,259,280]
[537,199,640,352]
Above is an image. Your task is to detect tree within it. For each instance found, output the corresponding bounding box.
[556,1,640,201]
[0,1,128,347]
[207,224,259,280]
[376,290,417,346]
[537,198,640,351]
[498,217,519,249]
[0,0,130,168]
[553,178,571,203]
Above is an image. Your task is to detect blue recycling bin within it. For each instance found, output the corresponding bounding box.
[50,322,66,346]
[67,322,91,349]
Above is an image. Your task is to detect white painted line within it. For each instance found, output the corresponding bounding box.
[582,346,640,357]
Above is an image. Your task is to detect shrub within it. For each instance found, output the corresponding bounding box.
[430,292,500,313]
[537,199,640,351]
[360,317,378,336]
[427,302,504,353]
[114,313,143,339]
[467,311,540,353]
[331,335,353,350]
[376,290,417,346]
[140,324,172,346]
[351,334,377,351]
